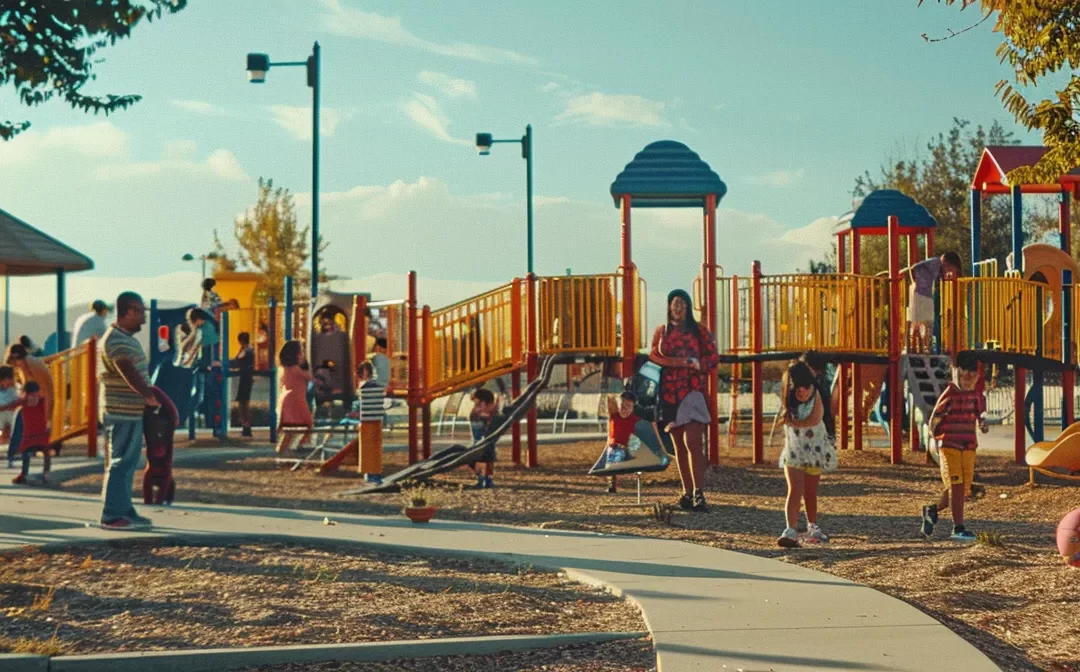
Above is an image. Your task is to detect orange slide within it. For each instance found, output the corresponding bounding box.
[1026,421,1080,485]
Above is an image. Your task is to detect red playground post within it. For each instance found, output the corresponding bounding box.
[887,216,903,464]
[751,260,764,465]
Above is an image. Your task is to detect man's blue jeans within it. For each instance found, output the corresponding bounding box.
[100,418,144,523]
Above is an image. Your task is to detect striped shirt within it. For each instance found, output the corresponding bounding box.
[100,325,148,420]
[355,380,385,422]
[932,383,980,450]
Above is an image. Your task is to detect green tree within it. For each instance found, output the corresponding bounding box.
[805,118,1059,275]
[923,1,1080,184]
[1,0,188,140]
[222,178,329,302]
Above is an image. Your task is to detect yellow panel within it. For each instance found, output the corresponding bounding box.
[212,272,264,359]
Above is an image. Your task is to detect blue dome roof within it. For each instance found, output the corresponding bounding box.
[610,141,727,208]
[841,189,937,229]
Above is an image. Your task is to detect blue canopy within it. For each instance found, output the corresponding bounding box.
[837,190,938,231]
[610,141,727,208]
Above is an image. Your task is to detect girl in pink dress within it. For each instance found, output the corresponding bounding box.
[276,340,313,453]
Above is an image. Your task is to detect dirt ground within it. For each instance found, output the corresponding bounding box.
[234,638,656,672]
[0,541,645,657]
[58,440,1080,672]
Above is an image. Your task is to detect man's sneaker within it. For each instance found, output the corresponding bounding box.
[11,473,27,485]
[677,493,694,510]
[920,504,938,538]
[100,517,135,530]
[949,527,976,542]
[806,523,830,543]
[127,514,153,529]
[691,489,708,512]
[777,527,800,548]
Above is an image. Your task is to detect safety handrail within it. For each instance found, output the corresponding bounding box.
[538,274,619,356]
[44,340,96,444]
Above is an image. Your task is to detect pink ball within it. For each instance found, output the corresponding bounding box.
[1058,508,1080,568]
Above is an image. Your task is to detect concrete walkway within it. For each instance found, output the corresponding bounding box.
[0,486,1000,672]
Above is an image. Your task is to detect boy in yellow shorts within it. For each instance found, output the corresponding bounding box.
[920,351,988,541]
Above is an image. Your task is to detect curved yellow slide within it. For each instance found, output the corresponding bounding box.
[1026,421,1080,484]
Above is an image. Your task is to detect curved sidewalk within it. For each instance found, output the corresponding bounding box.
[0,488,1000,672]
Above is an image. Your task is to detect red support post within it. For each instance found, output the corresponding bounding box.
[751,260,764,465]
[407,271,419,465]
[706,194,720,465]
[728,275,740,451]
[926,229,935,258]
[421,305,432,459]
[526,273,539,467]
[1015,367,1026,464]
[1061,191,1075,428]
[852,231,863,451]
[510,277,523,465]
[838,232,849,451]
[888,216,904,464]
[86,336,98,458]
[619,195,635,379]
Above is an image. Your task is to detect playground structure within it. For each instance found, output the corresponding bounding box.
[26,142,1080,484]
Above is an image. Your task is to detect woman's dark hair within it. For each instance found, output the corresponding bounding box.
[279,340,303,367]
[784,360,817,420]
[665,289,698,334]
[201,278,216,291]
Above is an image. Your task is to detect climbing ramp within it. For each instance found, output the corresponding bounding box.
[903,354,953,463]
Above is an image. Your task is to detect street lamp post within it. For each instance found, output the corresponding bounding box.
[246,42,322,299]
[182,252,219,278]
[476,125,533,274]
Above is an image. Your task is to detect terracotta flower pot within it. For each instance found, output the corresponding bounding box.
[404,506,436,524]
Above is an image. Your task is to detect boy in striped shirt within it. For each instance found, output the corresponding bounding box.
[920,351,988,542]
[354,361,385,483]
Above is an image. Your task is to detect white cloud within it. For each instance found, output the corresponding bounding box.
[170,99,227,116]
[540,82,560,93]
[418,71,476,99]
[270,106,349,140]
[555,93,669,127]
[319,0,536,65]
[401,94,471,146]
[534,196,570,207]
[777,216,838,262]
[745,169,806,187]
[94,147,250,182]
[0,121,130,166]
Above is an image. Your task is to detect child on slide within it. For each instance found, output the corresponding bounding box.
[601,390,641,493]
[777,360,838,548]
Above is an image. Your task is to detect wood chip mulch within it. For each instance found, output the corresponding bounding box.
[0,541,646,656]
[59,437,1080,672]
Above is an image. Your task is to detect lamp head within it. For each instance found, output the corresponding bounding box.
[182,253,195,262]
[475,132,492,155]
[246,53,270,83]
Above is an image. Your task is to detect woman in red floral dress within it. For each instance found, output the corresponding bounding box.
[649,289,719,511]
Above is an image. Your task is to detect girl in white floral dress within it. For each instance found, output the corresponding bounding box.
[777,360,838,548]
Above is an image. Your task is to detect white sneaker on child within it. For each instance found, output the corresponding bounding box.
[806,523,830,543]
[777,527,799,548]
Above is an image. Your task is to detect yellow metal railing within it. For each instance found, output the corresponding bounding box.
[974,259,998,278]
[756,274,891,355]
[538,274,619,356]
[953,276,1044,356]
[426,284,520,397]
[45,341,95,443]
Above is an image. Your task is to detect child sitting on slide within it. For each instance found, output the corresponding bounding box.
[602,391,641,493]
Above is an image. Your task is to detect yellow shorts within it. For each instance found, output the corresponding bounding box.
[791,466,822,476]
[939,447,976,488]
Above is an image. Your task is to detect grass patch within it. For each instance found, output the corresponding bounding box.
[29,586,55,613]
[975,530,1006,548]
[0,631,67,656]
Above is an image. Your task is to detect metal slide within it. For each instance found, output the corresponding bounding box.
[339,354,569,496]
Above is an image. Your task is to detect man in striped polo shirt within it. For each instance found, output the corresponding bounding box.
[99,292,160,530]
[921,351,988,542]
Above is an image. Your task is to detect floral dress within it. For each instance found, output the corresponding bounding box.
[779,392,838,473]
[651,323,719,427]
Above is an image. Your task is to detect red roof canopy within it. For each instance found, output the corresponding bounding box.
[971,146,1080,194]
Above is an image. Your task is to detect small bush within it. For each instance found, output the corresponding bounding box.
[975,530,1006,548]
[0,631,67,656]
[401,483,437,508]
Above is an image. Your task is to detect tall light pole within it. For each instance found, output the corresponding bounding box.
[246,42,322,299]
[182,252,219,278]
[476,125,533,274]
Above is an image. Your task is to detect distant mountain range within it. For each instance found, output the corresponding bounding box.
[3,302,188,353]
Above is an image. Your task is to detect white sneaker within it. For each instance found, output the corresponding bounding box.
[777,527,799,548]
[806,523,830,543]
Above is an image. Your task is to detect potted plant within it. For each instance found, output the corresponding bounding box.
[402,484,437,524]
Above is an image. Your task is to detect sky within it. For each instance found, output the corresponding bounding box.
[0,0,1042,324]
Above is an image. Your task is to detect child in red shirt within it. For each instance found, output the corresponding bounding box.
[12,381,50,485]
[920,351,988,542]
[602,391,641,492]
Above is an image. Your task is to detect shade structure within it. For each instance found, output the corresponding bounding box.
[972,146,1080,194]
[610,140,727,209]
[0,207,94,276]
[834,190,938,235]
